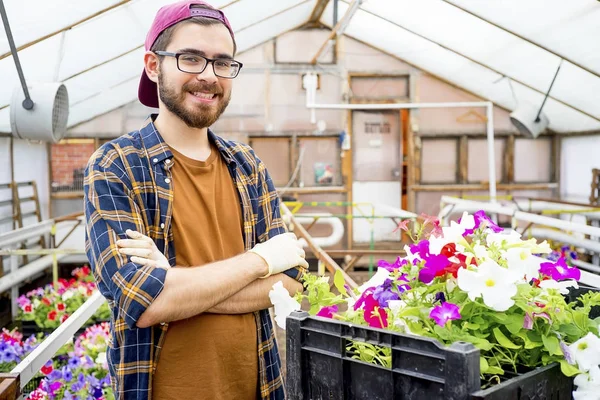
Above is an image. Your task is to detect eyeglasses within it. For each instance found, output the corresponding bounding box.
[154,51,243,79]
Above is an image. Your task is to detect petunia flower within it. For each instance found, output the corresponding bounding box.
[373,279,400,307]
[540,257,581,281]
[418,254,450,284]
[568,333,600,372]
[429,302,461,327]
[316,305,338,319]
[268,281,301,330]
[539,279,578,295]
[457,260,517,311]
[462,210,503,235]
[377,257,407,272]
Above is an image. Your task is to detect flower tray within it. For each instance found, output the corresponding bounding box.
[19,318,109,338]
[286,284,599,400]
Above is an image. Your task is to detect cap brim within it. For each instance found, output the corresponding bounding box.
[138,70,159,108]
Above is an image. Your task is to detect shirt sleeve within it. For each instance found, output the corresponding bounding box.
[84,150,167,330]
[254,153,306,283]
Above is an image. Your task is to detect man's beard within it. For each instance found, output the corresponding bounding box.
[158,73,231,129]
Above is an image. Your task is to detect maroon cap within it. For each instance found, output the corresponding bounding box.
[138,1,234,108]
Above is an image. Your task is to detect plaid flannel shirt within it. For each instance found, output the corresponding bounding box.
[84,117,303,400]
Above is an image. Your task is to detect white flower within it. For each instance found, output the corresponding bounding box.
[441,212,475,244]
[358,267,390,293]
[457,260,517,311]
[473,242,491,261]
[573,366,600,400]
[486,229,523,247]
[569,333,600,372]
[387,300,413,334]
[95,352,107,366]
[61,291,75,301]
[504,247,543,282]
[539,279,579,295]
[268,281,301,330]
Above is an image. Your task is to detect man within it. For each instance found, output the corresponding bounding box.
[84,2,308,399]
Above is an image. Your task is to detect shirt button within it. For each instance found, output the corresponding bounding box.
[160,223,165,229]
[165,178,171,184]
[153,158,158,163]
[165,159,171,164]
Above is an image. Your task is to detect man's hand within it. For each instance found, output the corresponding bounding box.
[249,232,309,278]
[116,230,170,269]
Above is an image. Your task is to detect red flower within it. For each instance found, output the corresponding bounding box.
[40,364,53,375]
[48,310,57,321]
[82,266,91,276]
[441,243,457,258]
[24,304,33,313]
[56,303,66,311]
[41,298,52,306]
[60,314,69,323]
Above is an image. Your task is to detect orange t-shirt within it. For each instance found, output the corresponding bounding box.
[152,143,258,400]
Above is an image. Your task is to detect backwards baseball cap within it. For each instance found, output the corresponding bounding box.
[138,1,234,108]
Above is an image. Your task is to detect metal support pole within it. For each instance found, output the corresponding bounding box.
[0,0,34,109]
[10,254,18,318]
[486,102,497,204]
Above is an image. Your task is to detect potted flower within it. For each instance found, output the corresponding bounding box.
[278,211,600,399]
[26,323,114,400]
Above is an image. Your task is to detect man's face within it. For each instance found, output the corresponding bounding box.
[157,22,234,129]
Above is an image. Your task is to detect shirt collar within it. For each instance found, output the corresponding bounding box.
[140,114,236,166]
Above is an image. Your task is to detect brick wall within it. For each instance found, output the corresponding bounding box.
[51,141,96,192]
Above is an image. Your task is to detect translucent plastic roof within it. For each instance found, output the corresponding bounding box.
[0,0,598,133]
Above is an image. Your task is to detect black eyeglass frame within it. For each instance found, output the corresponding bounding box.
[153,51,243,79]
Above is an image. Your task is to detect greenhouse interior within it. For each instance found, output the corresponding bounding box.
[0,0,599,399]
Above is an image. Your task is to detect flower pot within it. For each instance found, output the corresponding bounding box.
[285,295,597,400]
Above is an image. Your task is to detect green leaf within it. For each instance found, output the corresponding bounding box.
[493,327,521,349]
[334,270,348,297]
[559,360,581,377]
[557,323,582,337]
[486,366,505,375]
[491,313,508,323]
[433,325,451,340]
[399,307,422,318]
[506,314,525,335]
[542,335,562,356]
[462,322,480,331]
[480,357,489,374]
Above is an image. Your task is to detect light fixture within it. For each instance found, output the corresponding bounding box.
[509,60,562,139]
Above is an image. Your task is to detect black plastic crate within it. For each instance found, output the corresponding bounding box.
[286,284,599,400]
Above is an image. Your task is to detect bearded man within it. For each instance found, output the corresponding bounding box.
[84,2,308,399]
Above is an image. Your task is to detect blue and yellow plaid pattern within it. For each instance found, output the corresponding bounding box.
[84,116,303,399]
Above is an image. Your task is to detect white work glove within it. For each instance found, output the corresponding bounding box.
[249,232,309,278]
[116,230,170,269]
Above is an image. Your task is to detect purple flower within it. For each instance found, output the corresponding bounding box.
[373,279,400,307]
[463,210,503,235]
[560,341,575,365]
[48,369,63,382]
[540,258,581,281]
[429,302,461,327]
[62,366,73,382]
[87,375,100,388]
[63,392,74,400]
[93,385,104,398]
[410,240,430,259]
[316,305,338,319]
[434,292,446,304]
[71,381,85,393]
[418,254,450,284]
[68,356,80,369]
[377,257,408,272]
[101,376,111,387]
[523,313,533,330]
[17,295,30,308]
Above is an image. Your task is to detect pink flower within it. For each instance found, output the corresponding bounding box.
[316,305,338,319]
[540,257,581,281]
[364,305,388,329]
[429,302,461,327]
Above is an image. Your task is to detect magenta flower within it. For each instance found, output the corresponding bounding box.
[377,257,408,272]
[409,240,430,259]
[523,312,552,330]
[418,254,450,284]
[429,302,461,327]
[364,304,388,329]
[316,305,338,319]
[462,210,503,235]
[539,257,581,281]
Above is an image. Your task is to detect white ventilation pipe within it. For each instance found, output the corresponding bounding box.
[290,213,345,248]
